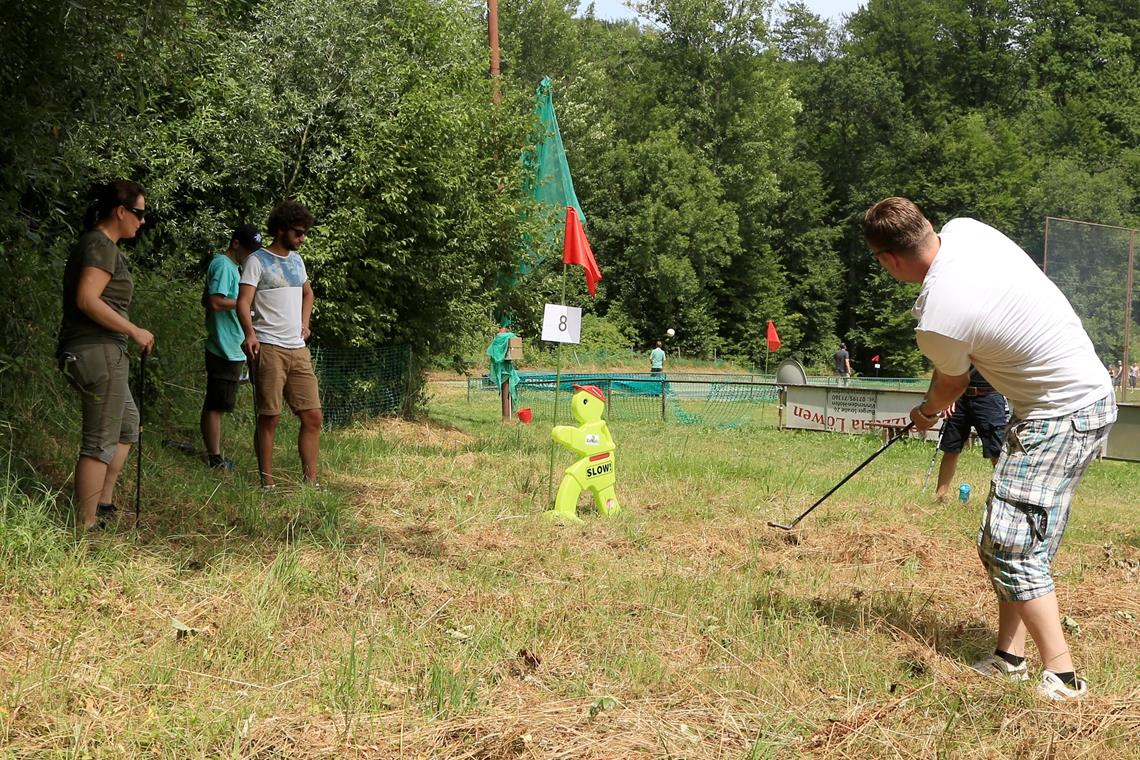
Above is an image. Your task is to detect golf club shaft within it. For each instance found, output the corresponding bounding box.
[779,422,915,529]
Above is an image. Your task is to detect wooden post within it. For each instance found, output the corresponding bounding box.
[1124,230,1135,402]
[501,360,512,422]
[488,0,501,104]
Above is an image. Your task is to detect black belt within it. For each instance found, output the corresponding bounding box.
[964,387,995,397]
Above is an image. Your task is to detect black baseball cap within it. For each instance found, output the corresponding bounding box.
[231,223,263,252]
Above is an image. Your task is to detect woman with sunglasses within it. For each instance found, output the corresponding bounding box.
[57,179,155,530]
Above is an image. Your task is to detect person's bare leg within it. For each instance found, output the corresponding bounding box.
[100,442,132,505]
[935,451,960,502]
[201,408,223,456]
[1016,591,1074,673]
[75,455,109,530]
[298,408,322,483]
[256,414,280,486]
[994,600,1028,657]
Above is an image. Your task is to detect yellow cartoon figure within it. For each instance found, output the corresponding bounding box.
[545,384,621,524]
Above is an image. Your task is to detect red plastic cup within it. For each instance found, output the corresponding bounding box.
[516,407,533,424]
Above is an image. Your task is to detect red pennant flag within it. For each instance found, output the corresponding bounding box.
[766,320,781,352]
[563,206,601,297]
[871,354,881,362]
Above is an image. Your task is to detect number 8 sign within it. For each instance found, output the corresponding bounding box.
[541,304,582,344]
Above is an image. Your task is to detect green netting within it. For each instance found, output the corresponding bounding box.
[486,373,779,428]
[1044,217,1137,402]
[516,77,585,276]
[311,345,412,428]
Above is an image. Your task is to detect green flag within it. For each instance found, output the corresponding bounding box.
[518,77,585,274]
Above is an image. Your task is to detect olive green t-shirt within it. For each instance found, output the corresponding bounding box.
[57,230,134,352]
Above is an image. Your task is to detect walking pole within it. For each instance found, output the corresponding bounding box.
[922,420,948,494]
[135,352,146,528]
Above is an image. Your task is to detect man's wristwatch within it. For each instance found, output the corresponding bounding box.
[914,404,941,423]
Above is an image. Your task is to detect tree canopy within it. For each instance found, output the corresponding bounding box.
[2,0,1138,379]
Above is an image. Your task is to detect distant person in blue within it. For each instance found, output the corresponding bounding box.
[649,341,666,374]
[237,200,323,488]
[934,366,1008,502]
[201,224,262,470]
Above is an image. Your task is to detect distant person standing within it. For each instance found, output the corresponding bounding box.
[833,342,852,384]
[649,341,666,374]
[57,180,154,530]
[237,200,323,488]
[1130,361,1137,390]
[200,224,261,470]
[934,367,1007,503]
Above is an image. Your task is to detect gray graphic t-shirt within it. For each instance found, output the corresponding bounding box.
[239,248,308,348]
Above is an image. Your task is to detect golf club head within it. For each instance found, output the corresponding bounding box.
[767,521,795,531]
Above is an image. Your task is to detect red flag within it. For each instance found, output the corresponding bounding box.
[871,354,880,362]
[766,320,781,352]
[563,206,601,297]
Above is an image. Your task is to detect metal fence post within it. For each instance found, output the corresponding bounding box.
[660,377,667,422]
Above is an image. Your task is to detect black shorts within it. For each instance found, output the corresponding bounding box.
[939,393,1007,458]
[203,350,244,412]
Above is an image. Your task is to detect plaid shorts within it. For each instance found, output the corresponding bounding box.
[977,394,1116,602]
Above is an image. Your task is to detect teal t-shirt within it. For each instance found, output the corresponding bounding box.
[650,347,666,369]
[204,253,245,361]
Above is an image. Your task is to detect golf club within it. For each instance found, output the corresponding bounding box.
[135,351,147,528]
[768,421,916,531]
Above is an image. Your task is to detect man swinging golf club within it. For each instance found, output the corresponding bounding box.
[863,197,1116,701]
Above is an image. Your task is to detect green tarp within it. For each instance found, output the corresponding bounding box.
[486,331,521,403]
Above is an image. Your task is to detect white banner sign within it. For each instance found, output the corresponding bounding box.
[541,304,582,344]
[783,385,941,440]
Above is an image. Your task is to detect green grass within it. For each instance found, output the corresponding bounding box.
[1,383,1138,758]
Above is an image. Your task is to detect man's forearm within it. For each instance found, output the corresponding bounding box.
[236,292,256,339]
[922,370,969,414]
[301,291,313,331]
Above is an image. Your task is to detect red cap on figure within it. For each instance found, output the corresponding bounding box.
[573,384,606,403]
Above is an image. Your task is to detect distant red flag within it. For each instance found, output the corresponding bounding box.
[563,206,601,297]
[871,354,881,362]
[766,320,781,352]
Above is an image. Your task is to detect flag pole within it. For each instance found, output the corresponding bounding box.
[547,259,569,505]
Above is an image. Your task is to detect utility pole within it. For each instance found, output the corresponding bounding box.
[488,0,502,104]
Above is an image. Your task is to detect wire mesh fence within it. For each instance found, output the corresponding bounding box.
[310,344,413,427]
[1044,217,1138,403]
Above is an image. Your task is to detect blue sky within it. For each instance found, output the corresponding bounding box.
[586,0,866,23]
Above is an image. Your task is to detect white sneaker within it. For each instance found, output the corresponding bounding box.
[971,653,1029,681]
[1037,671,1088,701]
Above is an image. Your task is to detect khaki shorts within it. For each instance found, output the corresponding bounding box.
[253,344,321,416]
[59,342,139,463]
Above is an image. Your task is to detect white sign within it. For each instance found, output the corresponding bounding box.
[783,385,941,441]
[541,303,582,344]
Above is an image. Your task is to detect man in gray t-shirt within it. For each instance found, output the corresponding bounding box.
[833,343,852,384]
[237,200,323,488]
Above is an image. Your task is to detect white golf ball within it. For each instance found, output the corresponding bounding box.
[666,328,676,337]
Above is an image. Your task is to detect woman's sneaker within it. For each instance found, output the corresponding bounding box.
[971,653,1029,681]
[1037,671,1087,701]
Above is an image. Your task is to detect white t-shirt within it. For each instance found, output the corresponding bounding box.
[913,218,1112,419]
[240,248,308,349]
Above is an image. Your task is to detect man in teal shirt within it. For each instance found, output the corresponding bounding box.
[650,341,666,374]
[201,224,261,469]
